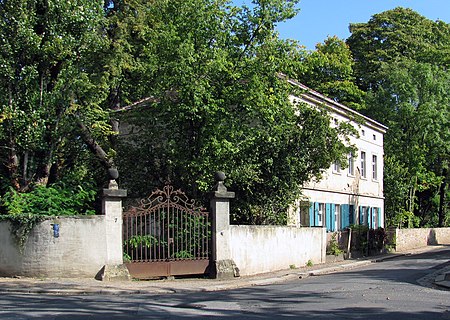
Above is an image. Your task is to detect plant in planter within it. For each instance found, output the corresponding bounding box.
[327,232,344,256]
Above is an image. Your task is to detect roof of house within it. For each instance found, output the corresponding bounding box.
[286,77,388,134]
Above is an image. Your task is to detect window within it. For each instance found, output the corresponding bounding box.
[299,201,310,227]
[333,160,340,173]
[372,155,378,180]
[360,206,368,225]
[335,204,340,231]
[373,134,376,141]
[348,152,354,175]
[361,151,366,178]
[318,203,324,227]
[373,208,379,228]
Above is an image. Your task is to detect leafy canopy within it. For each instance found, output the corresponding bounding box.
[0,0,355,224]
[296,36,366,111]
[114,0,354,224]
[347,7,450,226]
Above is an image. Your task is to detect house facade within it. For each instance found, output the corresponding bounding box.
[288,79,388,231]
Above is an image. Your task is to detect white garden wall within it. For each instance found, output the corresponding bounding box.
[0,217,108,278]
[229,225,326,276]
[0,188,126,279]
[390,227,450,252]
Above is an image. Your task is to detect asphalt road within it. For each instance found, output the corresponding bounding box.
[0,248,449,319]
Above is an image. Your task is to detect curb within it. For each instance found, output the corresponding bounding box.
[300,260,374,277]
[0,247,447,295]
[434,272,450,290]
[0,260,377,296]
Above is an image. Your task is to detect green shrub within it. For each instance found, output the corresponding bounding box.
[327,232,344,256]
[0,184,96,216]
[392,209,420,228]
[0,184,97,250]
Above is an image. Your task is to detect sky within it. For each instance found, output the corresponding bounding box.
[234,0,450,50]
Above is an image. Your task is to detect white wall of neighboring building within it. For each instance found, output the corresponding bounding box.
[287,79,387,231]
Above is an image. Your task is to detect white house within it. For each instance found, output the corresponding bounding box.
[288,79,388,231]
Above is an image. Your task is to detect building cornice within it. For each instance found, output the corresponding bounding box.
[282,75,388,134]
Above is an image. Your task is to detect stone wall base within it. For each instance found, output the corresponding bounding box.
[95,264,131,281]
[210,259,240,279]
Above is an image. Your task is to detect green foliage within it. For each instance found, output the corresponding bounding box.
[0,0,114,195]
[392,210,420,229]
[123,209,210,261]
[347,8,450,227]
[123,252,131,263]
[297,36,366,110]
[0,184,96,216]
[368,228,388,254]
[350,225,388,255]
[0,182,96,250]
[114,0,352,224]
[0,0,358,226]
[347,7,450,91]
[125,235,161,249]
[306,259,313,267]
[0,214,47,251]
[172,251,194,259]
[383,155,410,226]
[327,233,343,256]
[349,224,368,255]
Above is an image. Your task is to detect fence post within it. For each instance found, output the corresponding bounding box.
[96,168,131,281]
[210,172,239,279]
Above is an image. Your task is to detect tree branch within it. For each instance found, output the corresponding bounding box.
[75,117,113,169]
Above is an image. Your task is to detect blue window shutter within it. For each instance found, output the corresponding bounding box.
[341,204,349,229]
[349,205,354,225]
[309,203,314,227]
[378,208,382,228]
[330,203,335,232]
[314,202,320,226]
[325,203,332,232]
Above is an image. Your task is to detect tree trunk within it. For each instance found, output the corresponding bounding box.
[76,118,113,169]
[7,143,20,190]
[408,176,417,214]
[438,168,448,227]
[108,86,121,147]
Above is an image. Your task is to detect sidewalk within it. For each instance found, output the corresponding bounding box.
[0,246,448,295]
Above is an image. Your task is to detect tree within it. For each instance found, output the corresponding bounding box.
[1,0,354,224]
[346,8,450,226]
[113,0,354,224]
[0,0,114,195]
[297,36,366,110]
[369,61,449,226]
[347,7,450,91]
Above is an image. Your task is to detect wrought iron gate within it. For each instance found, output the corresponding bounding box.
[123,185,211,279]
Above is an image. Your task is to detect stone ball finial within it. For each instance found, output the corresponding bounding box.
[108,167,119,180]
[214,171,226,182]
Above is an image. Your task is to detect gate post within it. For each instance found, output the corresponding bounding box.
[96,168,131,281]
[210,172,239,279]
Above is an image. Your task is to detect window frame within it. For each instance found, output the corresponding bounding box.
[360,151,367,178]
[372,154,378,181]
[333,160,341,174]
[348,152,355,176]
